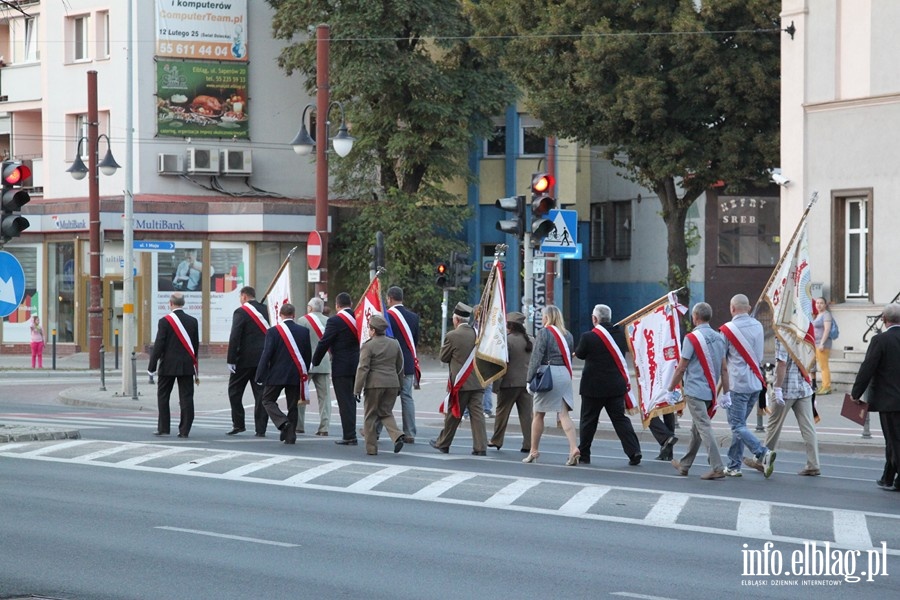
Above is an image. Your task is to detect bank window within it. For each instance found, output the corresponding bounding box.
[717,196,780,266]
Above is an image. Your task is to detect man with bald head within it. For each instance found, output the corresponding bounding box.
[719,293,775,477]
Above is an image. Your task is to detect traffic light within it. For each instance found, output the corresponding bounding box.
[531,172,556,245]
[1,160,31,242]
[435,261,449,288]
[495,195,526,238]
[451,252,473,288]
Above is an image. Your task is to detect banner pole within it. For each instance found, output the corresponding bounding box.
[616,286,686,327]
[260,246,297,303]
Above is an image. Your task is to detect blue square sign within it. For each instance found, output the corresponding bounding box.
[540,209,578,253]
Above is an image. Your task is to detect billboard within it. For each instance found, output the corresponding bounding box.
[156,59,248,139]
[156,0,248,62]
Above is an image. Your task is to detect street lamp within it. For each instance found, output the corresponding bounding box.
[289,23,356,300]
[65,70,121,370]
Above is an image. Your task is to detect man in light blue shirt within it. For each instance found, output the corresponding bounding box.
[721,294,776,477]
[667,302,728,480]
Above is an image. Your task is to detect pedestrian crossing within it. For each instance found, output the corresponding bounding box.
[0,410,238,431]
[3,438,899,555]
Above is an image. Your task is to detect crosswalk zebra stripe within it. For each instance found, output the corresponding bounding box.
[221,455,295,477]
[484,479,541,507]
[736,500,772,537]
[832,510,873,549]
[643,492,691,526]
[282,461,351,485]
[346,466,411,492]
[558,485,611,516]
[412,472,478,499]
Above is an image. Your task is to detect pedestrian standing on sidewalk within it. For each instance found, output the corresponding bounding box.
[488,312,533,453]
[813,297,834,395]
[297,297,332,436]
[148,293,199,438]
[30,315,44,369]
[225,286,269,437]
[355,314,405,456]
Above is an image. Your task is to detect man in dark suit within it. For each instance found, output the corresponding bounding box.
[148,292,200,438]
[386,285,420,443]
[574,304,641,465]
[255,303,312,445]
[226,286,270,436]
[852,302,900,491]
[312,292,361,445]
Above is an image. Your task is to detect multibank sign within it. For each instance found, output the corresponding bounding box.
[30,212,318,234]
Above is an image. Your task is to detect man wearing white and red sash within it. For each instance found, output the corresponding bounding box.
[297,296,331,436]
[225,286,270,437]
[430,302,488,455]
[720,293,776,477]
[255,303,311,445]
[386,286,420,443]
[148,293,200,438]
[667,302,729,480]
[312,292,361,445]
[574,304,642,466]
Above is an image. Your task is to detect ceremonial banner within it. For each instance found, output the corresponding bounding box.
[266,266,291,327]
[762,222,816,379]
[354,275,390,347]
[474,260,508,386]
[625,293,685,426]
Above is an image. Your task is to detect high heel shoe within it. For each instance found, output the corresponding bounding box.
[522,452,539,464]
[566,451,581,466]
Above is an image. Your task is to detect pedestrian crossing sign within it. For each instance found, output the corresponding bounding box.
[540,209,578,254]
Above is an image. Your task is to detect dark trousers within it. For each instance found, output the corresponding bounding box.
[261,384,300,432]
[157,374,194,436]
[881,411,900,486]
[649,412,677,446]
[228,367,268,433]
[332,375,357,441]
[491,386,533,450]
[578,393,641,460]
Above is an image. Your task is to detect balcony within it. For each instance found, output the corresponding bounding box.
[0,62,42,103]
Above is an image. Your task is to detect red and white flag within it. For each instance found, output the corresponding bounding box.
[354,275,388,347]
[266,266,291,327]
[763,222,816,379]
[626,293,685,426]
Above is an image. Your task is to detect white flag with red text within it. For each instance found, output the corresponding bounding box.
[266,267,291,326]
[354,276,389,347]
[475,260,508,386]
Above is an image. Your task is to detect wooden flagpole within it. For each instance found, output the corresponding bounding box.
[260,245,297,303]
[752,191,818,316]
[616,286,686,327]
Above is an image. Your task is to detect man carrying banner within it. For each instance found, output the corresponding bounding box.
[226,286,270,437]
[720,293,775,477]
[148,292,200,438]
[313,292,361,445]
[386,285,420,443]
[297,297,331,436]
[430,302,488,455]
[255,303,312,445]
[668,302,732,480]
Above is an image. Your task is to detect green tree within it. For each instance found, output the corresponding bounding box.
[468,0,781,301]
[267,0,517,343]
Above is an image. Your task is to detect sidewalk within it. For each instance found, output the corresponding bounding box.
[0,351,886,456]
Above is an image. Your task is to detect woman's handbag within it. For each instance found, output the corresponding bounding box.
[530,364,554,392]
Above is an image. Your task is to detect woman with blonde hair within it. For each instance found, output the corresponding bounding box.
[523,305,580,465]
[813,297,833,395]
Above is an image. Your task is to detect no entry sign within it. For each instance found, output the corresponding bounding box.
[307,231,323,270]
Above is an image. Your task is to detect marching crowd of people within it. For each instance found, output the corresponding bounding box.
[145,287,900,492]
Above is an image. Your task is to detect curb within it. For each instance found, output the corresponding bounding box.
[0,425,81,443]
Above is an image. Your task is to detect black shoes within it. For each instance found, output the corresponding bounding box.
[488,443,501,450]
[580,456,591,465]
[429,439,449,454]
[472,450,487,456]
[152,431,169,436]
[335,439,358,446]
[177,434,188,439]
[629,454,642,466]
[226,427,245,436]
[394,438,404,453]
[254,432,266,438]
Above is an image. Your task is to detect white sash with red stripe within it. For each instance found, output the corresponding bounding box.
[241,303,269,334]
[276,322,310,402]
[336,309,359,339]
[165,312,198,379]
[591,325,637,411]
[719,322,766,387]
[304,313,325,339]
[439,347,476,419]
[686,330,718,417]
[387,306,421,384]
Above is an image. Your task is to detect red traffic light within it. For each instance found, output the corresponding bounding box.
[2,162,32,186]
[531,172,555,195]
[436,262,448,275]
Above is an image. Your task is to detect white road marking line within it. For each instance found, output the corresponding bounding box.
[484,479,541,507]
[643,492,690,526]
[220,455,295,477]
[736,500,772,536]
[116,447,190,467]
[282,461,351,485]
[345,466,411,492]
[16,439,90,456]
[70,444,147,462]
[833,509,872,548]
[558,485,611,516]
[412,472,478,499]
[154,526,299,547]
[169,451,245,473]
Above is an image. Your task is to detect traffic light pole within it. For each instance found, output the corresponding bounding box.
[523,231,534,324]
[87,71,103,370]
[440,288,449,348]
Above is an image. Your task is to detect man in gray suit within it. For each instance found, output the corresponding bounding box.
[355,314,405,455]
[297,297,331,436]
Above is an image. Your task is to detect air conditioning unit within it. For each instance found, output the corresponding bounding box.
[157,153,184,175]
[220,149,252,176]
[185,147,219,174]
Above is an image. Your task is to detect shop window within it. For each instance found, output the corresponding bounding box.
[717,196,780,266]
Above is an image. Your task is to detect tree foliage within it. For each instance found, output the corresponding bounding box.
[468,0,781,300]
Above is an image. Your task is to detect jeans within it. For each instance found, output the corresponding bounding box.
[483,385,494,413]
[726,391,767,470]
